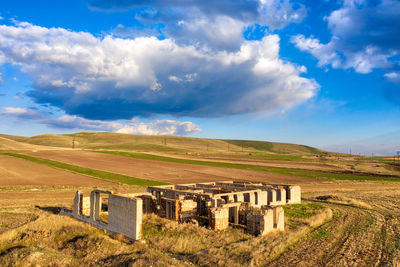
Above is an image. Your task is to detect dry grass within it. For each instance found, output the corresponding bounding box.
[0,202,331,267]
[142,214,250,255]
[191,205,333,267]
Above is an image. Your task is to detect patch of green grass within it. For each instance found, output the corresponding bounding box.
[356,156,395,162]
[311,228,330,240]
[223,140,274,152]
[0,152,168,187]
[283,203,325,219]
[249,154,313,161]
[95,150,400,182]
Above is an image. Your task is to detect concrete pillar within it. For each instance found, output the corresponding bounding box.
[249,192,256,205]
[258,191,268,206]
[287,185,301,204]
[234,206,239,224]
[273,206,284,231]
[261,208,274,235]
[280,188,287,205]
[268,190,277,205]
[228,195,234,203]
[73,191,82,217]
[90,191,101,221]
[237,194,244,202]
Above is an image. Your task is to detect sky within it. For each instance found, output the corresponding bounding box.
[0,0,399,155]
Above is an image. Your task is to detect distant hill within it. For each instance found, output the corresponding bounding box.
[0,132,326,154]
[0,136,50,150]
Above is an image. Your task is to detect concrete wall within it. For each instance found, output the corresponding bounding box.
[209,206,229,231]
[287,185,301,204]
[108,195,142,241]
[179,199,197,222]
[247,206,284,236]
[70,190,143,241]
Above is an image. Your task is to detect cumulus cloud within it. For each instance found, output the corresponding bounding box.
[117,120,201,135]
[292,0,400,79]
[41,115,121,131]
[92,0,306,50]
[1,107,43,119]
[291,35,341,68]
[41,115,200,136]
[0,22,318,120]
[384,72,400,83]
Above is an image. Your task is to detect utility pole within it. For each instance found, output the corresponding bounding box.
[206,144,209,152]
[397,151,400,165]
[72,136,75,149]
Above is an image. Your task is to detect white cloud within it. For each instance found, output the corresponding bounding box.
[168,75,182,82]
[1,107,43,119]
[0,22,318,119]
[258,0,306,31]
[41,115,122,131]
[117,120,201,135]
[41,115,201,136]
[293,0,400,78]
[105,0,306,51]
[384,72,400,82]
[165,15,246,51]
[291,35,341,68]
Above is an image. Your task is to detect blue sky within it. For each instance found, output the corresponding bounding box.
[0,0,399,155]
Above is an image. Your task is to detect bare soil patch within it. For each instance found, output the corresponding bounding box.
[0,155,115,186]
[23,150,315,184]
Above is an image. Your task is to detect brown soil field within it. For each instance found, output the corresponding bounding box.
[194,155,342,171]
[23,150,315,184]
[0,155,115,186]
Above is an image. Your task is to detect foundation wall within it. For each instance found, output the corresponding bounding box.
[209,206,229,230]
[179,199,197,222]
[287,185,301,204]
[273,206,285,231]
[108,195,142,240]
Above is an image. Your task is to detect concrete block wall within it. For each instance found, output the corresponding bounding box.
[247,206,284,236]
[179,199,197,222]
[273,206,284,231]
[70,190,143,241]
[209,206,229,231]
[108,195,142,241]
[287,185,301,204]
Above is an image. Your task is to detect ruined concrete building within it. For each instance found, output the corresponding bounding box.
[63,181,301,240]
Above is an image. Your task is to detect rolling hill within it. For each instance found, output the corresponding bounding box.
[0,132,326,154]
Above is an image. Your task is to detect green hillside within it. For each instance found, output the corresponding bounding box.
[0,132,325,154]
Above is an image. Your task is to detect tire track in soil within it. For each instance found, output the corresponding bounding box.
[268,203,387,267]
